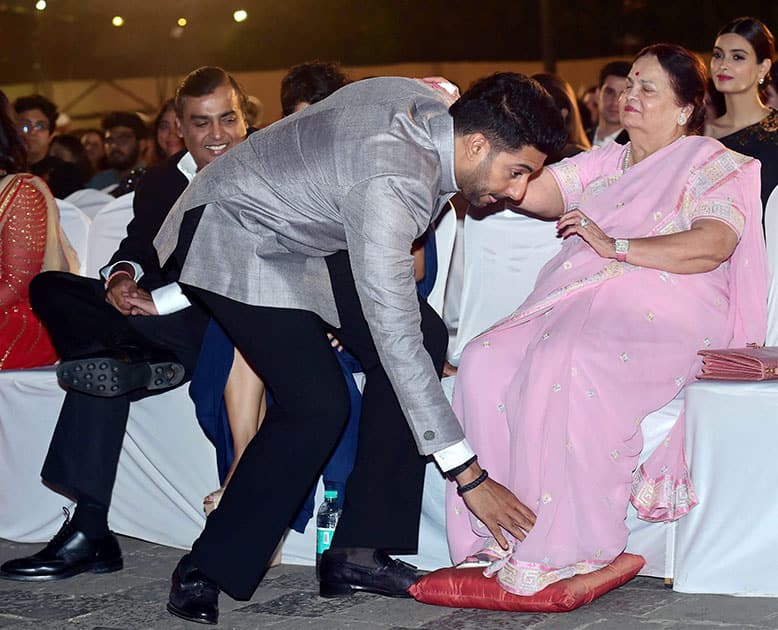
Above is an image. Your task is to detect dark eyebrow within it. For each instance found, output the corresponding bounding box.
[514,163,537,174]
[713,45,750,55]
[190,110,237,121]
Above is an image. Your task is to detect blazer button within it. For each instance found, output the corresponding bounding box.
[423,430,435,440]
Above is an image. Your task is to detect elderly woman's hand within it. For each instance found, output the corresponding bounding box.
[557,210,617,260]
[418,77,460,105]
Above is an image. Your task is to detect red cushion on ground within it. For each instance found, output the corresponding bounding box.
[409,552,645,612]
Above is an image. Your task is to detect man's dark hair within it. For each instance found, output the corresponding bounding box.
[174,66,248,120]
[598,61,632,89]
[31,155,87,198]
[12,94,58,132]
[49,133,95,181]
[101,111,149,140]
[280,61,350,116]
[449,72,566,157]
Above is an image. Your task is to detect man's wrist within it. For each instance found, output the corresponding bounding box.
[106,269,133,288]
[100,260,144,283]
[454,461,483,486]
[446,455,477,480]
[456,468,489,495]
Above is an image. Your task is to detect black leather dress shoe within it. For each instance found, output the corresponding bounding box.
[0,515,122,581]
[167,554,219,625]
[56,347,185,397]
[319,549,423,598]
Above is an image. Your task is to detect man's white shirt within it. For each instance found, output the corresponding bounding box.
[100,152,198,315]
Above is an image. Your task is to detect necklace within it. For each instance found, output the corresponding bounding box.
[622,145,632,171]
[624,135,687,171]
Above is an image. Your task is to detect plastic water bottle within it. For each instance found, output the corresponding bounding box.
[315,489,341,577]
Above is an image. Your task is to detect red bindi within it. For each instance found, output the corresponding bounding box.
[635,71,640,76]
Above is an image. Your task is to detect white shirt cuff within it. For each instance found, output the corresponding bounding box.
[433,439,475,473]
[100,260,144,283]
[150,283,191,315]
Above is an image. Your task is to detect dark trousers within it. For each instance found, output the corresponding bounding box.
[187,251,447,600]
[30,271,209,506]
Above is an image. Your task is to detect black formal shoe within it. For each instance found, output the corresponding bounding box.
[0,511,122,581]
[56,346,185,397]
[319,549,423,598]
[167,554,219,625]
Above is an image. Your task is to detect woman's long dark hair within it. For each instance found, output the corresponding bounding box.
[0,90,27,173]
[152,98,178,162]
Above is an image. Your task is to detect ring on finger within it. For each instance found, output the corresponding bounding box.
[580,218,589,227]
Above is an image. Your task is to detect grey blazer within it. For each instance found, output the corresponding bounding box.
[155,77,463,455]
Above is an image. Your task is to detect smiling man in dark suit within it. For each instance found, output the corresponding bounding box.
[0,66,249,584]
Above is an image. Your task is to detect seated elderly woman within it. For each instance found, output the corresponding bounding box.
[445,44,768,596]
[0,90,79,369]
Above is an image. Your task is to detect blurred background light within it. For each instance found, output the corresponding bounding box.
[34,0,47,11]
[111,15,124,27]
[177,17,187,27]
[233,9,248,23]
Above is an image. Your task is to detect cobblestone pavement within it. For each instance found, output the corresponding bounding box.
[2,536,778,629]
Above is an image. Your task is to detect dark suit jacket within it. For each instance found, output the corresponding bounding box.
[109,150,189,292]
[587,127,630,146]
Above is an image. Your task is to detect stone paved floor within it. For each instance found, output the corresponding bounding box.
[1,535,778,629]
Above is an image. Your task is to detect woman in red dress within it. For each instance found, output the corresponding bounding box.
[1,90,79,369]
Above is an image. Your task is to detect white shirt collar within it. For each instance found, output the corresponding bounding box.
[176,152,198,182]
[593,127,624,148]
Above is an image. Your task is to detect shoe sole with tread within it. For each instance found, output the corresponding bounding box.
[57,357,184,397]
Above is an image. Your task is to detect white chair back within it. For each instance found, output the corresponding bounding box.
[85,192,134,278]
[426,203,457,318]
[449,209,561,363]
[65,188,115,220]
[56,199,90,275]
[764,184,778,346]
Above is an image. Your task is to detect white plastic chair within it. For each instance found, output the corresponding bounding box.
[84,192,134,278]
[664,184,778,596]
[56,199,90,276]
[450,208,561,363]
[65,188,114,220]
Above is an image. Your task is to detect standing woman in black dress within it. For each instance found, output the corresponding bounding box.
[706,16,777,213]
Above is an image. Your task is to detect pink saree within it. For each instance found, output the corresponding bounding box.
[445,136,768,595]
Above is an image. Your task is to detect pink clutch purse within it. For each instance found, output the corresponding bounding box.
[697,346,778,381]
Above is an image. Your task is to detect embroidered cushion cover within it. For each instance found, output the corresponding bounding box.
[409,553,645,612]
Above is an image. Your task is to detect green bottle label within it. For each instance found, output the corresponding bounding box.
[317,527,335,555]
